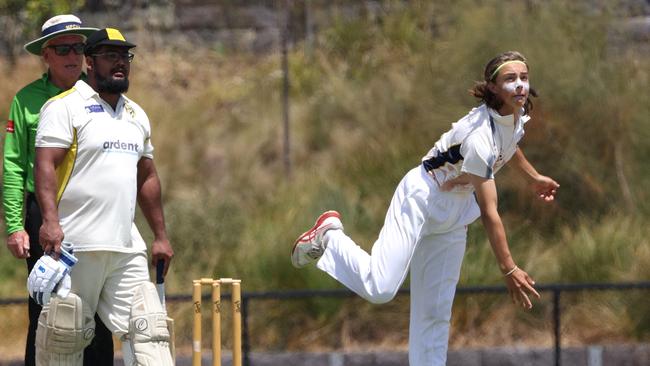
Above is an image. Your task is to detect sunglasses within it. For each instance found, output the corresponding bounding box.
[91,52,135,63]
[46,43,85,56]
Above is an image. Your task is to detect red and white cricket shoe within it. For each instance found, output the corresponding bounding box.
[291,210,343,268]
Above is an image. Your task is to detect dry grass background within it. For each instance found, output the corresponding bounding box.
[0,0,649,360]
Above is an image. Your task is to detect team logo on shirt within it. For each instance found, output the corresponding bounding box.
[85,104,104,113]
[103,139,140,155]
[124,102,135,118]
[6,120,14,133]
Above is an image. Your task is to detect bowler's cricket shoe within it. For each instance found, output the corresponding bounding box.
[291,210,343,268]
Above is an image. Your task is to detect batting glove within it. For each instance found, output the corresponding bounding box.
[27,245,77,305]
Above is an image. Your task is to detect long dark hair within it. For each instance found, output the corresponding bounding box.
[469,51,538,115]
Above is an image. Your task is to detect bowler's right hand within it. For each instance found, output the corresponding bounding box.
[504,267,540,309]
[7,230,30,258]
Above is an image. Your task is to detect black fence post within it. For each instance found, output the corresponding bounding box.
[280,0,291,179]
[553,289,561,366]
[242,295,251,365]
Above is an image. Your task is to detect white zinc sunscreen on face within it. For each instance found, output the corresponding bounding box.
[503,79,529,93]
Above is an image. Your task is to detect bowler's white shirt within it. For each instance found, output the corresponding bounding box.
[422,104,529,192]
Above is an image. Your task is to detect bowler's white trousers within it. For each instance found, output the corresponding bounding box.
[317,165,481,365]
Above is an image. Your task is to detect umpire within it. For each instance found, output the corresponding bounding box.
[2,14,114,366]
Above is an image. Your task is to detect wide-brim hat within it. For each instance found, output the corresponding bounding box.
[84,28,136,54]
[24,14,98,55]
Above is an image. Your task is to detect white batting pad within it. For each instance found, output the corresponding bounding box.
[122,282,173,366]
[35,293,95,366]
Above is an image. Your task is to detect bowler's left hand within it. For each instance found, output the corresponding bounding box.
[531,175,559,202]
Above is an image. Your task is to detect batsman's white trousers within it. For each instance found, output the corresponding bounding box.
[69,250,150,337]
[317,165,481,366]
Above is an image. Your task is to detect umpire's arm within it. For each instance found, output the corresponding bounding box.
[137,157,173,275]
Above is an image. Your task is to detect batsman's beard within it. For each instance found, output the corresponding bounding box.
[96,70,129,94]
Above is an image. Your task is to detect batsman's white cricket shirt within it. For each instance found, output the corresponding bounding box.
[421,104,530,192]
[36,80,153,252]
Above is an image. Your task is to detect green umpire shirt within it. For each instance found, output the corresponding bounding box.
[2,72,78,235]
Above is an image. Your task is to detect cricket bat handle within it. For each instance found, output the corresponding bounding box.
[155,259,175,362]
[156,259,165,308]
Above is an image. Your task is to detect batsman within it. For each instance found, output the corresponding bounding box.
[28,28,175,365]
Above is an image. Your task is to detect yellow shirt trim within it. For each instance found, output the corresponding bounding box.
[56,129,78,203]
[48,87,76,103]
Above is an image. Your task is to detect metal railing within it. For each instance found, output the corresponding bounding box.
[2,281,649,366]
